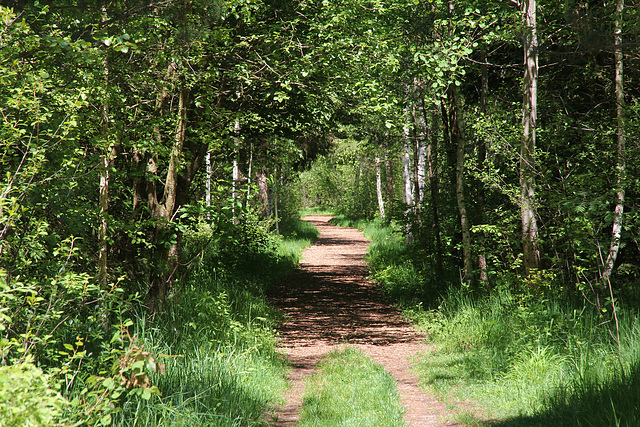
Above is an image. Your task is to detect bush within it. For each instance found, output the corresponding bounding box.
[0,357,68,427]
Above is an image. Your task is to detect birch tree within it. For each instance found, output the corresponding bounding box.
[602,0,626,286]
[375,154,386,221]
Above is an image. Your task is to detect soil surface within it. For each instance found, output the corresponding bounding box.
[267,215,459,426]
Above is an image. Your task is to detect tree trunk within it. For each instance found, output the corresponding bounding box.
[353,155,361,214]
[402,113,414,244]
[477,52,489,287]
[450,89,473,287]
[205,148,211,220]
[416,145,426,207]
[274,168,279,235]
[98,57,111,285]
[521,0,541,275]
[375,155,386,220]
[246,141,253,208]
[413,84,427,208]
[232,120,241,225]
[148,87,190,312]
[161,88,190,219]
[98,146,116,285]
[402,125,414,208]
[256,169,270,217]
[387,154,394,221]
[602,0,626,286]
[427,111,443,278]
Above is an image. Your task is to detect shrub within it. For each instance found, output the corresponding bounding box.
[0,357,69,427]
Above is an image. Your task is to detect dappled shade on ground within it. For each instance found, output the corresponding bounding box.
[267,215,459,426]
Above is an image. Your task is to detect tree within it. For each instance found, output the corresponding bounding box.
[601,0,626,287]
[375,150,386,221]
[450,87,473,286]
[520,0,541,275]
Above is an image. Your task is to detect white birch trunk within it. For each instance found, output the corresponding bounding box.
[232,120,240,224]
[402,122,414,244]
[402,128,414,207]
[375,155,386,221]
[205,148,211,220]
[602,0,626,286]
[246,142,253,204]
[416,145,426,206]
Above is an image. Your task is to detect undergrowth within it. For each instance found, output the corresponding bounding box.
[298,347,406,427]
[334,216,640,426]
[110,217,316,426]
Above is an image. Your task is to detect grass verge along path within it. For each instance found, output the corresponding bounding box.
[298,347,405,426]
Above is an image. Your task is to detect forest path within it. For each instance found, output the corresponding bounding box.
[267,215,459,426]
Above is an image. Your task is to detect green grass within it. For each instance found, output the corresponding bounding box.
[283,217,321,240]
[116,342,288,426]
[406,290,640,426]
[298,347,406,427]
[300,207,336,216]
[330,215,640,426]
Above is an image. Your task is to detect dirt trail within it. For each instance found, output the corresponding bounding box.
[268,215,458,426]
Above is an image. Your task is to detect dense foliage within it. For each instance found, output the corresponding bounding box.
[1,0,639,424]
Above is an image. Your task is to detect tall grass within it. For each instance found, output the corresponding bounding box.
[299,207,336,216]
[339,216,640,425]
[404,287,640,425]
[330,215,454,305]
[298,347,406,427]
[116,342,287,426]
[111,219,315,426]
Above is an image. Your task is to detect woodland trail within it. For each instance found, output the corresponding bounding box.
[267,215,459,426]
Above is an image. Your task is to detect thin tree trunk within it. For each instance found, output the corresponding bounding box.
[402,127,414,244]
[413,83,427,208]
[98,56,111,285]
[246,141,253,207]
[402,125,414,207]
[416,145,426,207]
[375,155,386,220]
[521,0,541,275]
[274,168,279,235]
[450,89,473,286]
[353,155,361,214]
[420,98,443,277]
[387,154,394,221]
[602,0,626,286]
[478,53,489,286]
[232,120,240,225]
[257,169,270,217]
[205,148,211,220]
[427,110,443,277]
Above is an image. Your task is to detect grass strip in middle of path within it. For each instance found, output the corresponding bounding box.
[298,347,406,427]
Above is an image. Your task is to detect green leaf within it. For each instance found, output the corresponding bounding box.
[141,388,152,400]
[102,377,115,389]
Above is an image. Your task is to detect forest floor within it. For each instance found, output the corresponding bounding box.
[267,215,462,426]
